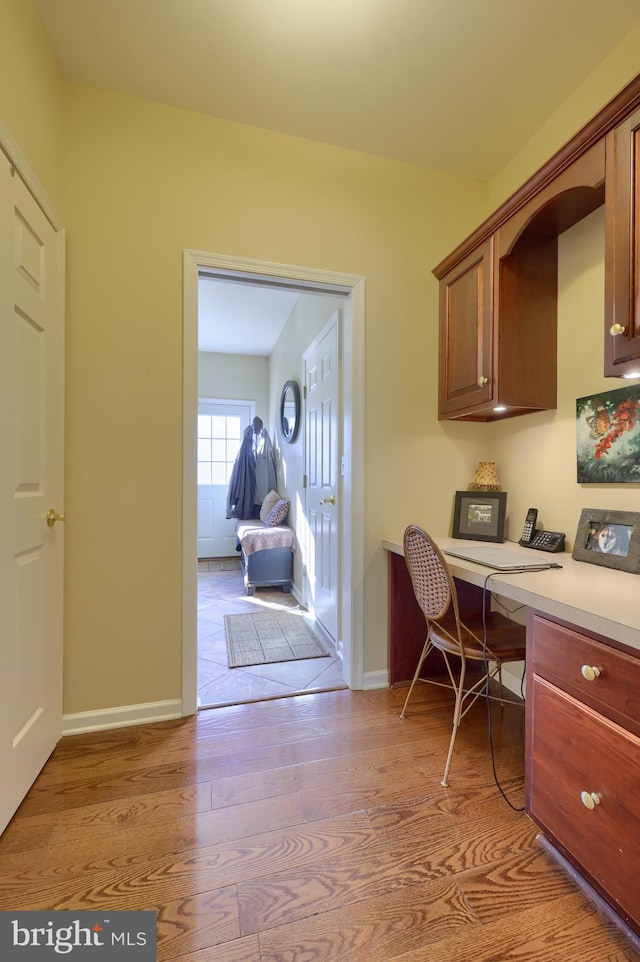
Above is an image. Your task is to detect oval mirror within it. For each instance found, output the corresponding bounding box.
[280,380,300,443]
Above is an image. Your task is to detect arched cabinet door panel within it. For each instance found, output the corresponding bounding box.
[435,140,605,422]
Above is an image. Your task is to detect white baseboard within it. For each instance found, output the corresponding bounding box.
[63,699,184,735]
[363,669,388,690]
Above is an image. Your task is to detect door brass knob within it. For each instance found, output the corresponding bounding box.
[46,508,65,527]
[610,323,626,336]
[320,496,336,506]
[477,376,489,386]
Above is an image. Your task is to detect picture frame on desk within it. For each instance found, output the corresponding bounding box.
[452,490,507,543]
[572,508,640,573]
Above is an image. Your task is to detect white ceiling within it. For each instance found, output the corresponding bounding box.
[34,0,640,180]
[33,0,640,352]
[198,276,300,355]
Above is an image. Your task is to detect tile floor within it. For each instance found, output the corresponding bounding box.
[197,559,346,708]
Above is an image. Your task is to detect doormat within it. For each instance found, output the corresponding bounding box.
[224,610,331,669]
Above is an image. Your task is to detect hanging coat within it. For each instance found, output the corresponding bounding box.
[254,429,277,505]
[226,425,256,519]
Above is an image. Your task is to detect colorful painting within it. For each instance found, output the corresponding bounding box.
[576,385,640,483]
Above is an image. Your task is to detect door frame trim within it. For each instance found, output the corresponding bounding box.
[182,250,365,714]
[0,119,64,230]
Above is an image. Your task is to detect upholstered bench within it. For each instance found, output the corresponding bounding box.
[236,520,295,595]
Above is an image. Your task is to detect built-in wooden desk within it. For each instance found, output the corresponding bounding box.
[384,535,640,683]
[384,534,640,949]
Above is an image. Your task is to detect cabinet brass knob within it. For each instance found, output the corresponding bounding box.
[609,323,626,336]
[581,665,601,682]
[46,508,65,528]
[580,791,601,810]
[477,376,489,386]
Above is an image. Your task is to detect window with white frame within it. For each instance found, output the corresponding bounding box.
[197,401,251,485]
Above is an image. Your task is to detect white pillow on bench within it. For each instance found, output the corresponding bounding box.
[260,489,280,521]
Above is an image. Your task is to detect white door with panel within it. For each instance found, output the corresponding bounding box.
[0,153,64,834]
[197,400,253,558]
[304,316,339,642]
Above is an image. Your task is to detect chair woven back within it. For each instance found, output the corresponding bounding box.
[403,525,457,622]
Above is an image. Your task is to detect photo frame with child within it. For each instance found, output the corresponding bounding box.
[572,508,640,573]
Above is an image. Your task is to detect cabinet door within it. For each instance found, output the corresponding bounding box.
[528,676,640,928]
[605,108,640,376]
[438,239,493,418]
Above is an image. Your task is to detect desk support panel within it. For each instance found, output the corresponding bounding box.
[387,551,488,685]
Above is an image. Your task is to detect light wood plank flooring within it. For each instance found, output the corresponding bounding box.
[1,684,638,961]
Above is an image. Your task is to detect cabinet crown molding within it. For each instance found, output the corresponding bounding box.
[433,72,640,280]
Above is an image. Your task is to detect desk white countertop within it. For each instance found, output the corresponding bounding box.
[383,536,640,652]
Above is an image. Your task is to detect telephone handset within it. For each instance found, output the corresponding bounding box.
[519,507,565,553]
[519,508,538,545]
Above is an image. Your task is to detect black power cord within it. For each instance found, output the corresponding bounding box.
[480,570,529,812]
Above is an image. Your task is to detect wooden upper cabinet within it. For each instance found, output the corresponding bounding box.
[438,240,493,418]
[435,142,605,421]
[433,72,640,420]
[605,107,640,377]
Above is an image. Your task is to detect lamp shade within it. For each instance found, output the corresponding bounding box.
[468,461,502,491]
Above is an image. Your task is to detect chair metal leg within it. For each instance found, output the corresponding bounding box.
[399,638,432,719]
[441,656,466,787]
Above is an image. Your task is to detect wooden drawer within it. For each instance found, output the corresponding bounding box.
[529,612,640,735]
[528,675,640,927]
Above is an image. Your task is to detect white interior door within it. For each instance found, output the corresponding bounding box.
[304,315,339,641]
[197,400,253,558]
[0,154,64,835]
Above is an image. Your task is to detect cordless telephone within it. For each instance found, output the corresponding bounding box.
[519,508,538,545]
[519,507,565,553]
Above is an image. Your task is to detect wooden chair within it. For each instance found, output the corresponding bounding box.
[399,525,526,786]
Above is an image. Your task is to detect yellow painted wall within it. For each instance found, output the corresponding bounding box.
[492,206,639,542]
[3,1,640,716]
[0,0,63,205]
[490,21,640,206]
[60,84,489,711]
[485,35,640,547]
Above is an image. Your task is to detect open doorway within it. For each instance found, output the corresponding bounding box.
[195,391,343,708]
[182,251,365,715]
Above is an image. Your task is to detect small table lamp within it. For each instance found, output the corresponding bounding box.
[468,461,502,491]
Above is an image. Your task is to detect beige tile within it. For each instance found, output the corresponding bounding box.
[197,568,346,707]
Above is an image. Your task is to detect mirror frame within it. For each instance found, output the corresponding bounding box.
[280,380,301,444]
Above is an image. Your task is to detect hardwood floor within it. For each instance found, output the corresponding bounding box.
[1,684,639,961]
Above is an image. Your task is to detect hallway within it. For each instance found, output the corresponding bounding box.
[197,560,345,707]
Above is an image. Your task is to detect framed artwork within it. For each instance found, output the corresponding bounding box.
[452,491,507,543]
[576,385,640,483]
[572,508,640,573]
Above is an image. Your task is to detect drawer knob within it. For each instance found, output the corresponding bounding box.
[580,791,601,810]
[581,665,601,682]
